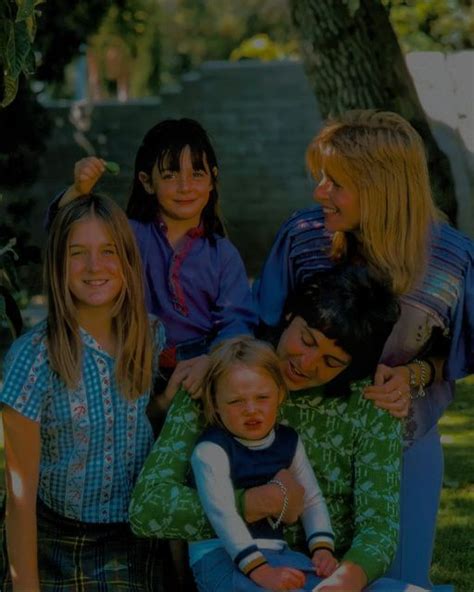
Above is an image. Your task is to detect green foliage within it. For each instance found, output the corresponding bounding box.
[230,34,299,61]
[0,0,43,107]
[0,237,23,338]
[105,161,121,175]
[158,0,296,82]
[88,0,162,98]
[385,0,473,51]
[432,376,474,591]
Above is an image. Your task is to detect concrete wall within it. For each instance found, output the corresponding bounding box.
[406,51,473,237]
[2,54,472,283]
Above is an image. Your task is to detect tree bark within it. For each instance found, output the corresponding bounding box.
[289,0,457,223]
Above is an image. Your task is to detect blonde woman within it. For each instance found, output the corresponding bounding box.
[0,194,165,590]
[254,110,474,588]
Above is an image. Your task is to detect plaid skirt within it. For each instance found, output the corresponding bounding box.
[0,496,165,591]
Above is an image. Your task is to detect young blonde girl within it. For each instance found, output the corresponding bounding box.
[1,194,164,591]
[190,336,337,592]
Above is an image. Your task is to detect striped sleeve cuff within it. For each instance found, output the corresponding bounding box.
[234,545,267,576]
[308,531,335,555]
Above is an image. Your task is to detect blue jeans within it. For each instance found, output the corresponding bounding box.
[192,547,418,592]
[385,425,444,589]
[192,547,321,592]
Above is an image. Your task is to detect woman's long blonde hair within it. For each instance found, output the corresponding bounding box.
[306,110,441,294]
[45,193,153,400]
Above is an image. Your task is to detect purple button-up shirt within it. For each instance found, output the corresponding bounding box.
[130,219,257,350]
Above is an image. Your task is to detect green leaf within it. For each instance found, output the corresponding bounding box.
[15,0,36,22]
[1,20,14,63]
[345,0,361,17]
[25,13,37,42]
[22,47,35,74]
[6,21,32,78]
[0,74,19,108]
[104,161,120,175]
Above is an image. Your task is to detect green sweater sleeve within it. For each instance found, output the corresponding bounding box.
[342,391,402,582]
[129,388,214,540]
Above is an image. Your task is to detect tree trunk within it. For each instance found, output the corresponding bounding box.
[289,0,457,223]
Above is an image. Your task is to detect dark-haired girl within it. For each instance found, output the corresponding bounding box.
[58,119,256,404]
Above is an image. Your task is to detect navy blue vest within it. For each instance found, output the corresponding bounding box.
[193,424,299,540]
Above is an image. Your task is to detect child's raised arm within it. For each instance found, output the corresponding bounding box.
[59,156,106,207]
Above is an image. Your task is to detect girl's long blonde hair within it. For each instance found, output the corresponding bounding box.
[306,110,441,294]
[45,193,153,400]
[201,336,287,428]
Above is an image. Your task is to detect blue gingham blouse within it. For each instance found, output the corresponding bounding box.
[0,318,165,523]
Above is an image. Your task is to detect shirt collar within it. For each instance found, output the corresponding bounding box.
[155,215,205,238]
[234,428,276,449]
[79,326,114,359]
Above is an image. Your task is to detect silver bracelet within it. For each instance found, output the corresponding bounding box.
[267,478,288,530]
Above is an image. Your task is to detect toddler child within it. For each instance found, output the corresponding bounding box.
[190,336,338,592]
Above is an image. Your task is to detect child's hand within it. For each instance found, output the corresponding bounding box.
[170,355,210,399]
[73,157,106,195]
[162,354,210,404]
[312,549,338,577]
[250,563,306,590]
[311,561,367,592]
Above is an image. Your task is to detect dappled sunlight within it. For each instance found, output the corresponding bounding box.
[10,469,24,498]
[441,431,474,446]
[440,414,473,428]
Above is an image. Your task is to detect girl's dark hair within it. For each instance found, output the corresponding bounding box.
[126,118,225,237]
[277,266,399,396]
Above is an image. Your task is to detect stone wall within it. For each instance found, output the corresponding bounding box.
[2,54,472,283]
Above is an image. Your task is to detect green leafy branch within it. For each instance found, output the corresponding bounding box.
[0,237,23,338]
[0,0,44,108]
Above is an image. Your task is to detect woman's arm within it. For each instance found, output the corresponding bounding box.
[252,216,294,329]
[129,388,214,540]
[3,406,41,591]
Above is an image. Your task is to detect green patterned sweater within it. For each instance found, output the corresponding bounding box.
[129,381,402,583]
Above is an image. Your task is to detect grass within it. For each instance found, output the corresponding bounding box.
[0,377,472,588]
[431,376,474,591]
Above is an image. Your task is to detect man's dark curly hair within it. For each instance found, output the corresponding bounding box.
[260,265,400,396]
